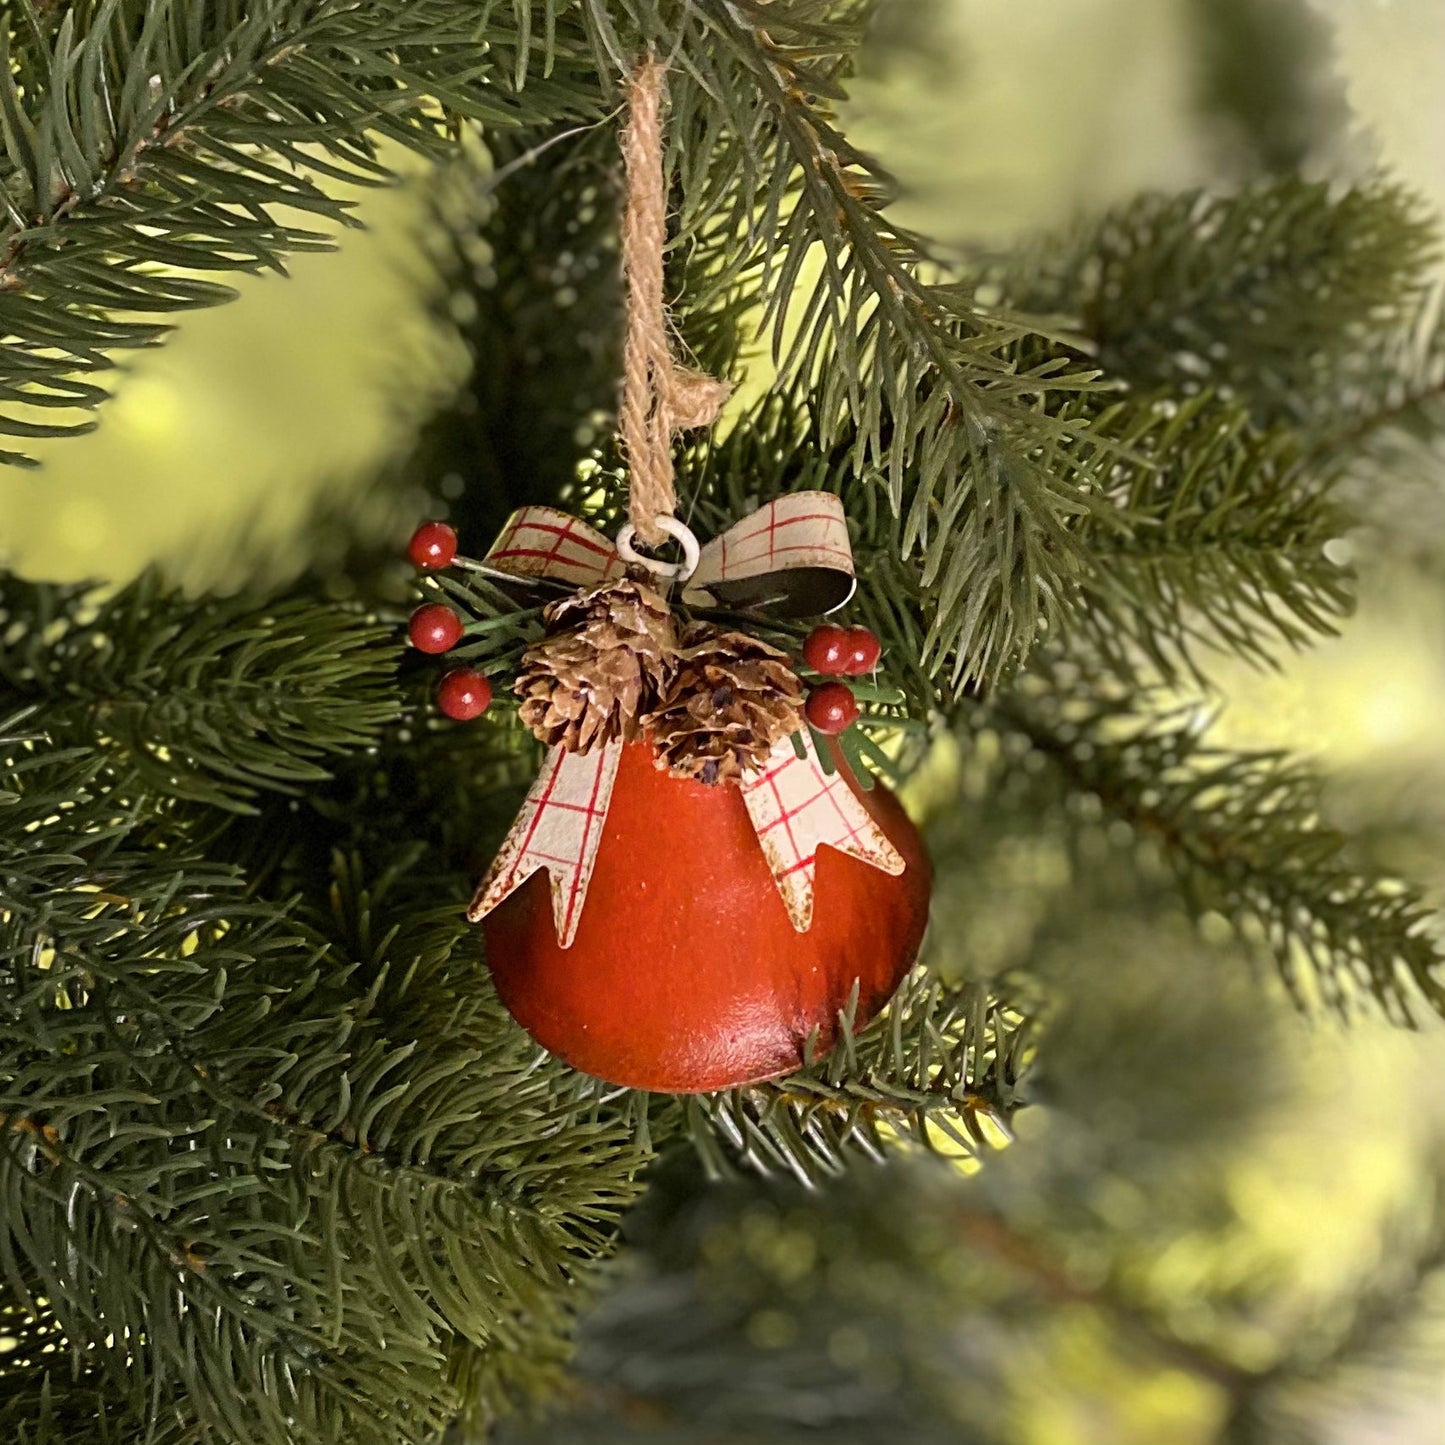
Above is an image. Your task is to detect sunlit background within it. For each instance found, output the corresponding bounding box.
[3,3,1443,1441]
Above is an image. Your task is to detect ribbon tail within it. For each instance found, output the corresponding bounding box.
[466,740,623,947]
[740,731,905,933]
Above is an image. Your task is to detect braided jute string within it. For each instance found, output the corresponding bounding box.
[619,54,732,547]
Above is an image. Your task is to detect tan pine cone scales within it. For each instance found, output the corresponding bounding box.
[645,623,805,785]
[516,579,679,753]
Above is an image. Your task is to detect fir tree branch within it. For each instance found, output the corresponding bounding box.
[657,974,1029,1185]
[574,0,1110,683]
[0,811,648,1445]
[675,380,1351,709]
[1063,392,1353,685]
[1002,179,1438,434]
[0,575,402,811]
[0,0,609,463]
[991,678,1445,1023]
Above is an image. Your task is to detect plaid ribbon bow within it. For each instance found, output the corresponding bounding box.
[465,493,906,945]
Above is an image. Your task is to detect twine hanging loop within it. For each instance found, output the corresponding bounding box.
[619,54,731,548]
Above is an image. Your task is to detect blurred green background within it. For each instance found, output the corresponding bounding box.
[4,3,1443,1441]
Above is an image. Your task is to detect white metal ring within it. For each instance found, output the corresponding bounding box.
[615,517,701,582]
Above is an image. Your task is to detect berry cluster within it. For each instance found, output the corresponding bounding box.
[405,521,884,738]
[800,623,880,735]
[801,624,880,677]
[406,521,492,721]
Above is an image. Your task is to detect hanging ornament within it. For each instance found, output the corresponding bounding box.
[460,493,930,1092]
[416,54,931,1092]
[479,733,929,1093]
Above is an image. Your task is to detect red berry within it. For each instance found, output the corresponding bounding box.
[805,681,860,735]
[408,520,458,570]
[803,624,851,675]
[437,668,492,721]
[842,626,881,676]
[409,602,463,654]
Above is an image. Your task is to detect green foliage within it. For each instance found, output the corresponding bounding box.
[0,726,649,1442]
[664,378,1355,702]
[679,975,1027,1186]
[654,0,1106,683]
[1008,179,1437,434]
[1062,392,1354,684]
[0,573,401,810]
[0,0,611,464]
[992,671,1445,1023]
[0,569,651,1441]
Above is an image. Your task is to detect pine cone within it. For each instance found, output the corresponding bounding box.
[645,623,805,785]
[516,580,679,753]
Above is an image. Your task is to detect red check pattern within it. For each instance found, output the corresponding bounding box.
[485,506,625,589]
[684,491,854,604]
[467,741,623,947]
[740,731,905,932]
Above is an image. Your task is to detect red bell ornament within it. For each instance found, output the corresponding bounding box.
[466,68,931,1094]
[465,493,930,1094]
[479,737,930,1093]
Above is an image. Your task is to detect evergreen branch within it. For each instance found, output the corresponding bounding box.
[0,574,402,811]
[677,380,1351,711]
[0,864,405,1443]
[0,0,608,463]
[0,707,137,904]
[0,817,648,1445]
[715,0,1105,678]
[1064,391,1353,685]
[993,679,1445,1022]
[1003,179,1438,433]
[675,382,1064,711]
[672,973,1029,1185]
[575,0,1109,683]
[2,1324,194,1445]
